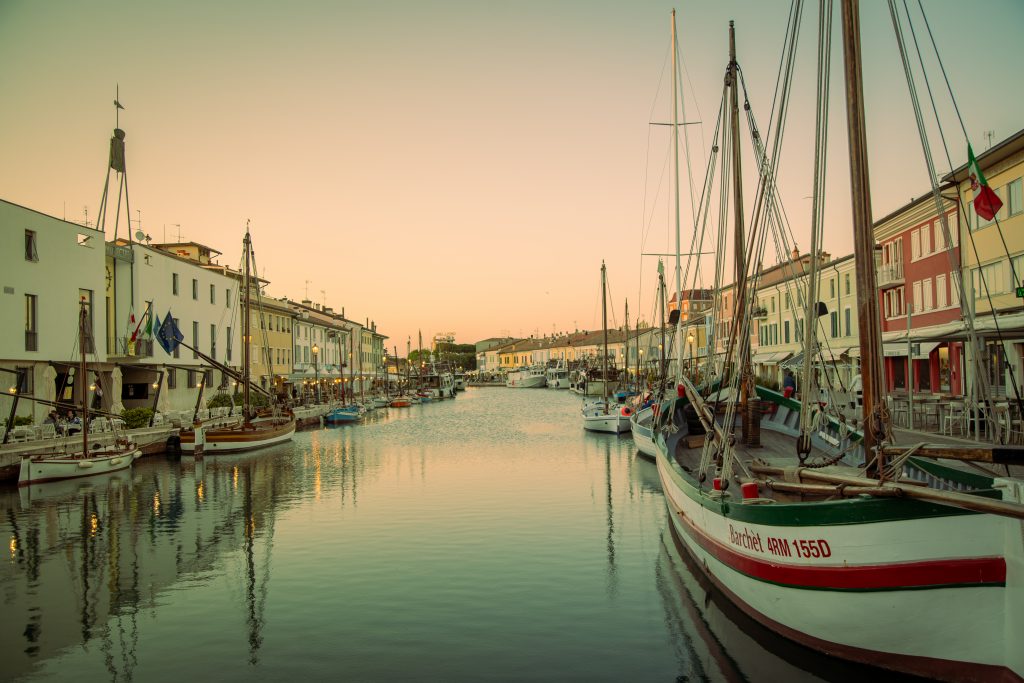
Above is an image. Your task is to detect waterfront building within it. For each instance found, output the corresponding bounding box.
[746,250,860,391]
[875,191,963,396]
[107,239,241,414]
[0,200,108,423]
[948,129,1024,399]
[474,337,514,375]
[288,300,348,402]
[248,294,295,397]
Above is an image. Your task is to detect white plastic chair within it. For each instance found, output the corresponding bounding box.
[38,423,57,440]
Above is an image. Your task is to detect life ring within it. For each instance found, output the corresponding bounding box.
[621,406,633,417]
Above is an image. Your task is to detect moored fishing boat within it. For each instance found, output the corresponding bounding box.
[178,225,295,454]
[506,365,547,388]
[18,301,140,486]
[545,359,571,389]
[651,9,1024,680]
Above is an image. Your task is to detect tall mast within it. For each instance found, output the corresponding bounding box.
[671,10,684,384]
[601,261,609,405]
[658,262,667,387]
[80,301,90,456]
[726,20,752,414]
[624,299,630,388]
[840,0,886,471]
[242,225,251,419]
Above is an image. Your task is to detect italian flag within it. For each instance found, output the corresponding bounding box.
[968,143,1003,222]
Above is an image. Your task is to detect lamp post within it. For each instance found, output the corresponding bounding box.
[687,333,695,375]
[312,343,320,404]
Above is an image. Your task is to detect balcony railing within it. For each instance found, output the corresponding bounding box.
[750,306,769,319]
[877,262,904,290]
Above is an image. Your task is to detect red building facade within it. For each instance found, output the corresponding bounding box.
[875,192,963,396]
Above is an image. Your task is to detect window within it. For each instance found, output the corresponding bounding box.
[25,294,38,351]
[920,225,931,256]
[830,279,836,299]
[830,311,839,338]
[192,278,198,300]
[15,366,34,394]
[227,326,233,362]
[187,369,198,388]
[922,278,933,311]
[951,276,961,306]
[1009,178,1023,217]
[973,261,1008,298]
[844,307,851,336]
[784,320,790,344]
[937,274,948,308]
[173,319,180,358]
[911,229,921,259]
[167,368,177,389]
[226,288,232,307]
[25,230,38,261]
[172,273,180,295]
[78,288,94,352]
[912,280,922,313]
[210,283,216,304]
[192,321,199,358]
[210,324,217,361]
[935,221,946,252]
[845,273,850,296]
[987,341,1007,396]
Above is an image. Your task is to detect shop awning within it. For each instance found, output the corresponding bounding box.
[882,341,940,359]
[751,351,792,364]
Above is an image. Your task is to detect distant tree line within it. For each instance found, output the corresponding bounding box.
[409,343,476,370]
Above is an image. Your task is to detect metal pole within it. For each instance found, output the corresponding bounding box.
[907,303,914,430]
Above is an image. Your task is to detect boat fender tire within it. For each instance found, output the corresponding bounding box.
[621,407,633,417]
[165,434,181,457]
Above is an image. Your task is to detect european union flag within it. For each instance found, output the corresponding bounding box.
[156,311,183,355]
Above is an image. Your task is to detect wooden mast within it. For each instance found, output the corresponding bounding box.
[840,0,887,474]
[601,261,609,408]
[80,300,90,456]
[726,20,752,422]
[242,225,252,423]
[658,263,667,389]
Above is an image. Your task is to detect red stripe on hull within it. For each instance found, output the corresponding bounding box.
[668,516,1020,682]
[669,493,1005,590]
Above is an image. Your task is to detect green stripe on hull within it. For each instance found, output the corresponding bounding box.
[661,457,984,526]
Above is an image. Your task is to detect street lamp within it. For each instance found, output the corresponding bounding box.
[687,333,695,374]
[312,343,320,404]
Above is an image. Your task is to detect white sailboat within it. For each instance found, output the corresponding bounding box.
[19,301,140,486]
[583,262,630,434]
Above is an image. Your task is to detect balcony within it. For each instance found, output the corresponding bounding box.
[750,306,769,319]
[877,262,904,290]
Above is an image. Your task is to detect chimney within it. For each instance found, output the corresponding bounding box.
[301,299,312,306]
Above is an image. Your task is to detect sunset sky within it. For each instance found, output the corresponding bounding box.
[2,0,1021,352]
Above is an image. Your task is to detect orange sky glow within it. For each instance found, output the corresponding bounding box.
[2,0,1021,351]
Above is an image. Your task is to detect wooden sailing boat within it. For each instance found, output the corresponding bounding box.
[179,226,295,453]
[652,7,1024,681]
[583,262,630,433]
[19,301,140,486]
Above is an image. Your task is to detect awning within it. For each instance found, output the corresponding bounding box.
[751,351,792,364]
[882,341,940,359]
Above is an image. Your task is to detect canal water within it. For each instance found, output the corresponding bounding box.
[1,388,916,682]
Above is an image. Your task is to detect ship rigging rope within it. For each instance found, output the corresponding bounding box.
[889,0,1024,432]
[798,0,834,439]
[717,7,805,484]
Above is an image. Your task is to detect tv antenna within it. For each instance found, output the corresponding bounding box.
[134,229,151,243]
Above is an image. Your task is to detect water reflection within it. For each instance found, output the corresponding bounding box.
[1,448,291,681]
[1,390,896,681]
